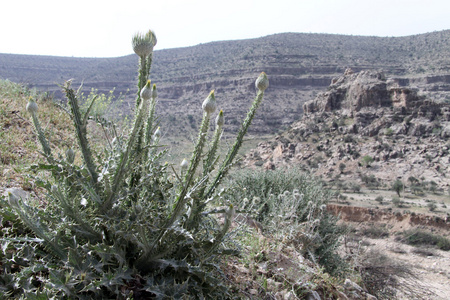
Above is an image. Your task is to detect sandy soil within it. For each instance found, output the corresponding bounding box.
[362,236,450,299]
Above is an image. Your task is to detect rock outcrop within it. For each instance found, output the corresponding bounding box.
[303,68,445,118]
[244,69,450,190]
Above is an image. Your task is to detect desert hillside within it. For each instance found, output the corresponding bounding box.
[1,30,449,138]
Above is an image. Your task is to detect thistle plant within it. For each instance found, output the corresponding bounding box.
[0,30,269,298]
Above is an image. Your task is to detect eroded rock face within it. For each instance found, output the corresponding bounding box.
[303,69,427,115]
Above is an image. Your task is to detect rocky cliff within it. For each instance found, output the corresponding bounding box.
[244,69,450,190]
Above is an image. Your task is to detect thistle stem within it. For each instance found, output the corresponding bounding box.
[140,111,211,262]
[136,56,147,109]
[103,95,149,211]
[205,90,265,198]
[64,86,98,187]
[30,112,52,158]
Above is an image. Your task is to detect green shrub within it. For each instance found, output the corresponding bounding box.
[361,225,389,239]
[349,182,361,193]
[399,229,450,251]
[361,155,374,167]
[427,202,437,212]
[0,30,270,299]
[392,196,401,207]
[392,180,404,197]
[375,196,384,204]
[360,173,379,188]
[226,168,347,276]
[385,128,394,136]
[339,162,346,174]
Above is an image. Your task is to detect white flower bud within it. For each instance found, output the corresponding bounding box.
[151,84,157,99]
[202,90,216,115]
[26,98,38,114]
[140,80,152,101]
[180,158,189,173]
[51,185,58,194]
[255,72,269,92]
[215,110,224,127]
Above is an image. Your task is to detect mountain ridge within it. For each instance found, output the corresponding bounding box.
[1,30,449,137]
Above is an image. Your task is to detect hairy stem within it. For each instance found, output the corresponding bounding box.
[30,112,52,159]
[64,86,98,187]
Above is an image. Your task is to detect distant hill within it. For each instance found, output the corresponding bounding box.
[1,30,449,137]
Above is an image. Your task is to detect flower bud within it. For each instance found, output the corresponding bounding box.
[132,30,156,57]
[226,204,236,221]
[65,148,75,164]
[215,110,224,127]
[140,80,152,101]
[26,98,38,114]
[202,90,216,115]
[180,158,189,171]
[255,72,269,92]
[151,84,157,99]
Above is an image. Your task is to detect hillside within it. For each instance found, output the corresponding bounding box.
[244,68,450,216]
[1,30,450,139]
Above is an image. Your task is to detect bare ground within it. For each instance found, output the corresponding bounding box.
[365,236,450,300]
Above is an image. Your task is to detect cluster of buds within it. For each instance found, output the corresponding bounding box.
[140,79,158,101]
[65,148,75,164]
[153,127,161,141]
[26,98,38,114]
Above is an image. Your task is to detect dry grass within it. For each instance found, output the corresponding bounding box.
[0,80,76,192]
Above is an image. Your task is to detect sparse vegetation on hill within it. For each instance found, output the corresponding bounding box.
[1,30,449,140]
[245,69,450,205]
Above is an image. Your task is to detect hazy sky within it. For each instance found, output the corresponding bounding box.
[1,0,449,58]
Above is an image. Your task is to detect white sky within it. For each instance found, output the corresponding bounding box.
[1,0,449,58]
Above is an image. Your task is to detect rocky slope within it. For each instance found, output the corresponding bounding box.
[244,69,450,190]
[1,30,450,137]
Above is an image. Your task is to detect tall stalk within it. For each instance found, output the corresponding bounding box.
[63,83,99,187]
[130,30,157,199]
[205,72,268,198]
